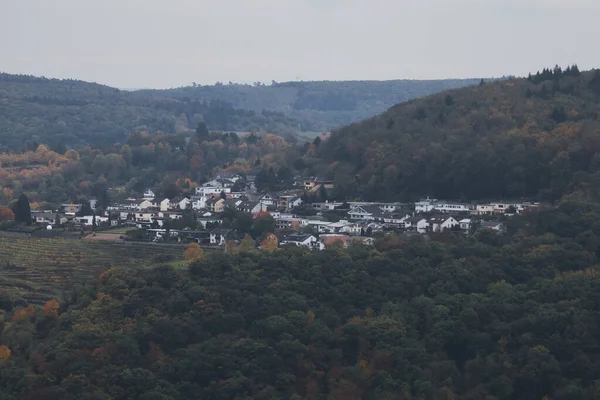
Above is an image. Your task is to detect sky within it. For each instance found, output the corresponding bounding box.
[2,0,599,89]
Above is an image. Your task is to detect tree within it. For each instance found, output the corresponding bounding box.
[220,190,227,200]
[42,299,60,317]
[183,242,204,262]
[160,177,180,199]
[252,214,275,238]
[0,207,15,222]
[0,345,11,363]
[195,122,210,142]
[14,194,31,225]
[77,201,93,217]
[238,234,256,253]
[260,233,279,251]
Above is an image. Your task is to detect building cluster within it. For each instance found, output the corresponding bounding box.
[27,172,537,250]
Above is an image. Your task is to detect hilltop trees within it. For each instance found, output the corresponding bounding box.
[14,194,31,224]
[306,68,600,203]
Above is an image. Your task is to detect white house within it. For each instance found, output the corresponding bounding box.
[259,193,279,207]
[75,215,109,226]
[210,228,234,245]
[191,196,208,210]
[160,198,171,212]
[429,216,459,232]
[196,186,231,196]
[34,212,61,225]
[178,198,191,210]
[415,199,436,213]
[280,234,318,248]
[404,217,430,234]
[143,189,156,199]
[433,203,471,214]
[312,202,343,211]
[348,205,386,221]
[137,199,157,210]
[475,204,495,215]
[459,218,473,232]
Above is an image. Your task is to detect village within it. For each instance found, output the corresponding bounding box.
[27,172,539,250]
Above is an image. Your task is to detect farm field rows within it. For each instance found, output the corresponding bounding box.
[0,236,188,304]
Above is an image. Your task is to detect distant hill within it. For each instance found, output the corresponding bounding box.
[304,66,600,203]
[0,73,307,150]
[141,79,484,130]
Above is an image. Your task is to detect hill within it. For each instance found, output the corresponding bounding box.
[0,73,307,150]
[3,203,600,399]
[307,66,600,202]
[144,78,483,131]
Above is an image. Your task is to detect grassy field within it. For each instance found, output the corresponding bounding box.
[0,236,191,304]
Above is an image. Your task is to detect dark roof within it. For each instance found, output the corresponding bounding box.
[210,228,233,235]
[406,216,426,223]
[282,234,313,243]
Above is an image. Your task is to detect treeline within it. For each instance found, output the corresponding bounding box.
[144,79,484,130]
[2,203,600,398]
[0,73,306,151]
[303,68,600,203]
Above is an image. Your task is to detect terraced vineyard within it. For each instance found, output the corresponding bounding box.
[0,236,188,304]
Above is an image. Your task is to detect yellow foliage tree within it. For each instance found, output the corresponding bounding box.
[42,299,60,317]
[260,233,279,252]
[184,242,204,262]
[0,345,11,362]
[238,234,256,253]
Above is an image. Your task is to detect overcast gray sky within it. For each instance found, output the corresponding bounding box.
[2,0,599,89]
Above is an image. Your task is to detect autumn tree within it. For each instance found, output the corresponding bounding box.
[238,234,256,253]
[0,345,11,363]
[184,242,204,262]
[42,299,60,317]
[260,233,279,251]
[0,207,15,222]
[14,194,31,225]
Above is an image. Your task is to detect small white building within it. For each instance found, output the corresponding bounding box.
[429,216,459,232]
[404,217,430,234]
[210,228,234,245]
[143,189,156,199]
[459,218,473,231]
[196,186,231,196]
[160,198,171,212]
[280,234,319,248]
[176,198,190,210]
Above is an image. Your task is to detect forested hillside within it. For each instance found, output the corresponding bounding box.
[145,79,483,130]
[3,202,600,399]
[0,74,307,150]
[305,66,600,203]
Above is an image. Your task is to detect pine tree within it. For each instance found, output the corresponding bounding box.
[15,194,31,225]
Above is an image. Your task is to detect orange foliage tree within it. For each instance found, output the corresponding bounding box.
[11,304,35,322]
[42,299,60,317]
[0,345,11,362]
[184,242,204,262]
[0,207,15,221]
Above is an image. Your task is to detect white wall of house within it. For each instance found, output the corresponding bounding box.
[160,199,171,212]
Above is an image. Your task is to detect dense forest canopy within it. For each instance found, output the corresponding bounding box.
[144,78,484,131]
[3,202,600,399]
[304,66,600,203]
[0,74,310,151]
[0,73,484,152]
